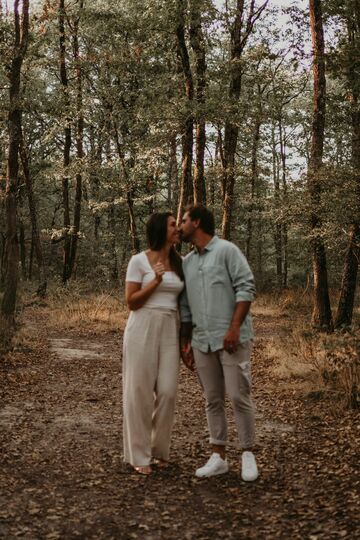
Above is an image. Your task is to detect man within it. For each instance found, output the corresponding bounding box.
[179,205,258,481]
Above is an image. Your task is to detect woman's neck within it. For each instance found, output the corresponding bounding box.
[150,244,171,262]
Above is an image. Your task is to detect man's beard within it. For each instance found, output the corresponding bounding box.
[180,232,192,243]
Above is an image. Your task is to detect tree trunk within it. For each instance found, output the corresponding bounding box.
[1,0,29,323]
[246,96,262,261]
[176,0,194,224]
[19,126,47,296]
[59,0,71,284]
[335,3,360,328]
[279,118,288,289]
[271,123,283,287]
[112,120,140,253]
[168,134,179,216]
[68,3,84,278]
[308,0,333,331]
[108,204,118,281]
[221,0,269,239]
[190,0,206,205]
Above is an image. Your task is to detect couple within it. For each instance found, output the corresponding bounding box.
[122,205,258,482]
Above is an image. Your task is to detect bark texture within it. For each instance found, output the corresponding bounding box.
[221,0,269,239]
[335,1,360,328]
[1,0,29,322]
[308,0,333,331]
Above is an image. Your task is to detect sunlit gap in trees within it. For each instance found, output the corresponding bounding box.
[1,0,39,13]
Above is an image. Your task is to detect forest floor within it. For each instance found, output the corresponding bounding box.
[0,294,359,540]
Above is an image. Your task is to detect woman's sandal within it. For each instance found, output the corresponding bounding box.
[133,465,152,475]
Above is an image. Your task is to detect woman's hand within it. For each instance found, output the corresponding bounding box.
[153,262,165,283]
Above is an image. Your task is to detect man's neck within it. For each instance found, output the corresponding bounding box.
[193,232,214,254]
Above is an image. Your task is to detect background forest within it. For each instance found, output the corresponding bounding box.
[1,0,360,334]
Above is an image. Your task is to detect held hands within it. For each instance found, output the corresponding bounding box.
[153,262,165,283]
[223,325,240,354]
[180,340,195,371]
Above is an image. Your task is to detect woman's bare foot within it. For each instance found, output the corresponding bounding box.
[133,465,152,475]
[151,458,168,468]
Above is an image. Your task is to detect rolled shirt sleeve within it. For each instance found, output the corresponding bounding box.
[227,244,256,303]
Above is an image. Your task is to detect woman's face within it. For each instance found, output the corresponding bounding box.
[166,215,179,245]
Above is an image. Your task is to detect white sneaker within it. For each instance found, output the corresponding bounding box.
[241,451,258,482]
[195,453,229,478]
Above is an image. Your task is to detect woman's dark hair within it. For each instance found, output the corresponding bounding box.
[146,212,184,280]
[186,205,215,236]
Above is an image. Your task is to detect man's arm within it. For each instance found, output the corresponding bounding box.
[179,288,195,371]
[223,301,251,353]
[223,244,255,353]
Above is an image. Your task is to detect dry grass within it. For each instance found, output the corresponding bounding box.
[256,290,360,409]
[44,286,128,333]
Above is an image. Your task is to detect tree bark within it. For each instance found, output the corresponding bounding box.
[190,0,207,205]
[271,123,283,287]
[68,1,84,278]
[335,2,360,328]
[59,0,72,284]
[176,0,194,224]
[246,86,262,261]
[278,118,288,289]
[19,126,47,296]
[308,0,333,331]
[221,0,269,239]
[1,0,29,323]
[112,120,140,253]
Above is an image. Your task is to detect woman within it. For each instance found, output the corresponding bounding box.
[122,212,184,475]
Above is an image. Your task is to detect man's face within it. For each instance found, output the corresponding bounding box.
[179,211,197,242]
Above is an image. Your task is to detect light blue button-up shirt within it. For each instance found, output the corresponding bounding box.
[180,236,255,353]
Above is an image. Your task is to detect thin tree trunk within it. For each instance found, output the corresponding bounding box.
[335,3,360,328]
[190,0,206,205]
[176,0,194,224]
[246,98,262,260]
[271,123,283,287]
[1,0,29,323]
[308,0,333,331]
[279,118,288,289]
[19,215,26,280]
[221,0,269,239]
[19,126,47,296]
[112,120,140,253]
[68,2,84,278]
[59,0,71,284]
[168,134,179,216]
[108,204,118,281]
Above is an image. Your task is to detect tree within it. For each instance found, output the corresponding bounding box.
[1,0,29,323]
[221,0,269,239]
[308,0,333,331]
[334,0,360,328]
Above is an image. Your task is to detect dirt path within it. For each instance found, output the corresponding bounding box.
[0,306,359,539]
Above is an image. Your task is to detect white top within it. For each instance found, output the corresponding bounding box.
[126,251,184,310]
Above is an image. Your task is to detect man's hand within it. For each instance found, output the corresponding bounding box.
[180,340,195,371]
[223,325,240,354]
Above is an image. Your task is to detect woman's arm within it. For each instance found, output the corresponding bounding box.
[125,262,164,310]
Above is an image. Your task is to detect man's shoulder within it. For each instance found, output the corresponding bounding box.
[215,238,240,253]
[182,249,195,264]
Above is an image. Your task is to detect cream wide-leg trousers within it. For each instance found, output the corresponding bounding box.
[122,307,180,467]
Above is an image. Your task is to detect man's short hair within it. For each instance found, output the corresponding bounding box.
[186,205,215,236]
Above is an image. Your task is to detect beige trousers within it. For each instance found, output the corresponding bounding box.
[122,307,180,467]
[193,341,255,449]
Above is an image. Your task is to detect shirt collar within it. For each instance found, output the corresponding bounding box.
[194,235,219,254]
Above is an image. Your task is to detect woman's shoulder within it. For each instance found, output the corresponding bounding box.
[128,251,147,266]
